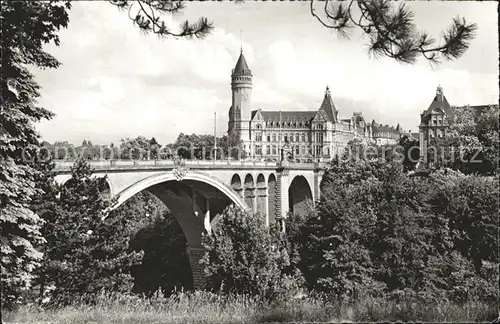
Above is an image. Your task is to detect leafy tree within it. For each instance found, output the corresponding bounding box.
[309,0,477,64]
[120,135,155,160]
[36,160,143,305]
[306,137,499,305]
[399,135,420,172]
[308,168,385,300]
[425,105,498,175]
[201,206,298,300]
[168,133,247,160]
[149,137,161,160]
[0,0,71,309]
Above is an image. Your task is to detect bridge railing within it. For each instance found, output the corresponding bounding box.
[52,159,325,171]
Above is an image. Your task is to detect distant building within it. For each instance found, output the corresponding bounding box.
[227,50,402,162]
[418,85,497,164]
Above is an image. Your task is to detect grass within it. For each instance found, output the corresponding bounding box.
[3,291,498,323]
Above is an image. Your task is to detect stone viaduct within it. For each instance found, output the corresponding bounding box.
[53,159,325,287]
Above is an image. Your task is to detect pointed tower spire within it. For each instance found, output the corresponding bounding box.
[436,84,444,102]
[240,29,243,54]
[318,85,338,122]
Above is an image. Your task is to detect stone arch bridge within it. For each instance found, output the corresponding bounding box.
[53,159,325,287]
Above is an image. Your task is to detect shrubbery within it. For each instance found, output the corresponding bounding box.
[295,141,499,306]
[201,206,302,300]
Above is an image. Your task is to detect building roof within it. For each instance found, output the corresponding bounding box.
[233,51,252,76]
[318,86,338,122]
[371,119,401,134]
[257,110,316,122]
[422,85,453,119]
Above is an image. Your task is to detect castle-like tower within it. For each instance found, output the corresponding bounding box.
[228,50,253,150]
[226,49,402,162]
[418,85,452,164]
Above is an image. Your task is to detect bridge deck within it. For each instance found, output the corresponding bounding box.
[53,159,325,173]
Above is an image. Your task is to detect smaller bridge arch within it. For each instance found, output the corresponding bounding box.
[288,175,313,217]
[256,173,267,216]
[243,173,255,211]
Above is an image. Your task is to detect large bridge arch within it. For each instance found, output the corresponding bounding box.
[288,175,313,217]
[111,171,248,248]
[113,171,247,211]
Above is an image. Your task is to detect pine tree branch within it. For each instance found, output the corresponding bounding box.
[310,0,477,64]
[109,0,213,39]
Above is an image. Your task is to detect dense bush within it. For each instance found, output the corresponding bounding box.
[201,206,301,300]
[299,141,499,305]
[32,160,144,305]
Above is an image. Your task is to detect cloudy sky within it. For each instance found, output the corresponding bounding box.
[34,1,498,146]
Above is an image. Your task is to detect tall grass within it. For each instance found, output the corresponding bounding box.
[4,290,497,323]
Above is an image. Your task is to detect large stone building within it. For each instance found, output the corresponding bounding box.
[418,85,497,164]
[227,50,402,162]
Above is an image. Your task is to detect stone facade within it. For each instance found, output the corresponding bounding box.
[227,51,402,162]
[418,85,497,165]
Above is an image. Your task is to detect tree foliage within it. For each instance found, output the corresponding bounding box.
[167,133,247,160]
[120,136,161,160]
[34,160,144,305]
[310,0,477,64]
[298,141,498,304]
[0,0,71,309]
[109,0,212,39]
[201,206,299,300]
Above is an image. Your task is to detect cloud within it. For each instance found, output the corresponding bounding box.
[33,1,498,145]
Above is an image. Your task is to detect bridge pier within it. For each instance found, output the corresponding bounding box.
[186,246,207,290]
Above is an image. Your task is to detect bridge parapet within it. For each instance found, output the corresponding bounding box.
[53,159,326,172]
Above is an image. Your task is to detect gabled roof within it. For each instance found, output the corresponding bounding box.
[260,111,316,122]
[318,86,338,122]
[352,112,366,126]
[233,51,252,76]
[422,85,452,120]
[371,119,400,134]
[251,109,264,121]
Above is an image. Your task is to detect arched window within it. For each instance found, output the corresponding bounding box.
[301,133,306,142]
[295,133,300,142]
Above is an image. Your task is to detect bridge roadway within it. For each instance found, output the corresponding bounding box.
[53,159,326,287]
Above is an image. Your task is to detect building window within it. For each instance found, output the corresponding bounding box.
[295,133,300,142]
[315,145,322,157]
[284,134,288,142]
[267,134,271,142]
[295,146,300,155]
[315,132,323,143]
[266,145,271,155]
[272,145,277,155]
[301,133,306,142]
[272,133,277,142]
[433,120,437,125]
[255,145,262,155]
[301,146,306,155]
[256,133,262,142]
